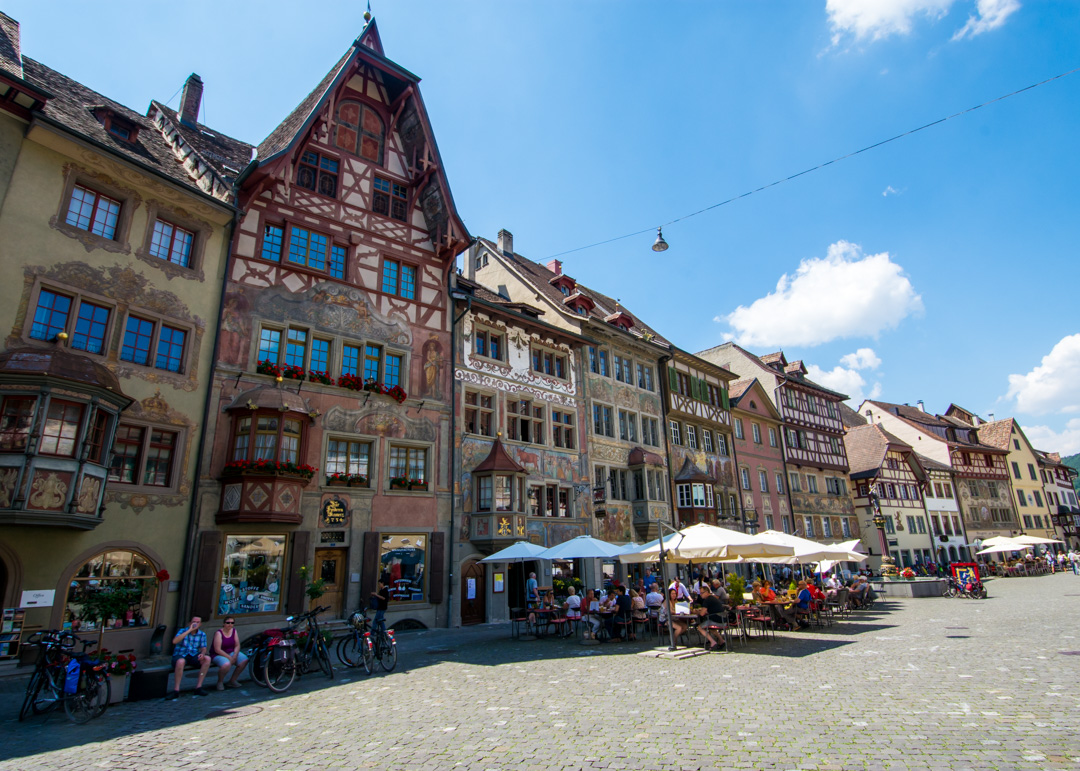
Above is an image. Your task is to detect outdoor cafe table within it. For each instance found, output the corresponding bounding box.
[529,607,567,638]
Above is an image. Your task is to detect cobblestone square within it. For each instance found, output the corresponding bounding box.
[3,575,1080,771]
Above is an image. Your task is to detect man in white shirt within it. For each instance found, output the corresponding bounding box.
[669,579,691,601]
[645,584,664,610]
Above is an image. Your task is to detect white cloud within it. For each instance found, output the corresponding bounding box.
[1006,334,1080,415]
[1022,418,1080,456]
[953,0,1021,39]
[719,241,923,348]
[840,347,881,370]
[882,185,900,197]
[825,0,1020,44]
[807,362,883,405]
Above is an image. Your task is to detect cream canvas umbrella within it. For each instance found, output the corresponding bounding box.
[618,523,795,564]
[976,538,1033,556]
[744,530,868,564]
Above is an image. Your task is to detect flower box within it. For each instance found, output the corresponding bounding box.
[408,480,428,491]
[223,459,317,482]
[389,477,409,490]
[308,370,334,386]
[347,476,368,488]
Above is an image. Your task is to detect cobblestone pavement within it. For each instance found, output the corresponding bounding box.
[3,574,1080,771]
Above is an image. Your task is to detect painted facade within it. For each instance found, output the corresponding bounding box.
[451,277,591,624]
[0,13,236,655]
[184,21,469,635]
[467,232,671,544]
[666,351,737,530]
[919,459,970,564]
[728,378,789,534]
[1038,451,1080,548]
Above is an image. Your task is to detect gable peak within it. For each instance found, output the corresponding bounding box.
[356,17,384,57]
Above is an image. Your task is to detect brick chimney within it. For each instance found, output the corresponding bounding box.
[546,259,562,275]
[496,228,513,256]
[179,73,203,128]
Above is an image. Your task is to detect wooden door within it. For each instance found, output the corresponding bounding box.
[460,560,485,626]
[313,548,347,617]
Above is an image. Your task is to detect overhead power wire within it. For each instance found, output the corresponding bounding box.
[545,65,1080,260]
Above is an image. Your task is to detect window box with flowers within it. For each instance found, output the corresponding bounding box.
[256,360,306,381]
[389,476,410,491]
[337,376,409,404]
[222,459,318,482]
[308,370,334,386]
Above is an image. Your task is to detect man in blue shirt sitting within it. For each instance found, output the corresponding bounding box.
[167,615,212,699]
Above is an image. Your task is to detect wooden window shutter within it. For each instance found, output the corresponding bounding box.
[191,530,223,621]
[286,530,311,615]
[721,388,730,411]
[429,531,445,604]
[695,377,707,402]
[360,531,380,601]
[667,367,678,392]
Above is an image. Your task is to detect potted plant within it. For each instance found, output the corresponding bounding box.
[96,649,137,703]
[338,373,365,392]
[280,363,306,381]
[326,472,349,487]
[308,370,334,386]
[389,476,409,490]
[298,565,327,602]
[407,478,427,491]
[725,573,746,609]
[347,474,368,488]
[900,567,916,580]
[257,360,281,377]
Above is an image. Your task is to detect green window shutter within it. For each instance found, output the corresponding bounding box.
[668,367,678,392]
[721,388,730,411]
[698,377,709,402]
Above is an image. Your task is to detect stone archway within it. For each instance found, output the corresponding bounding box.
[0,539,23,609]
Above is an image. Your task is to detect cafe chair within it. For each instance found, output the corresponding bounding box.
[510,607,530,639]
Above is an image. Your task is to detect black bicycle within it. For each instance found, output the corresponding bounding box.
[19,631,110,724]
[259,605,335,693]
[367,610,397,672]
[335,610,375,674]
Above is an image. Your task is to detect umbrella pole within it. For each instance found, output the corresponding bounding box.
[658,526,678,652]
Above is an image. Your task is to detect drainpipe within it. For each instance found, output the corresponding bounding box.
[177,206,239,622]
[658,352,676,537]
[446,245,475,627]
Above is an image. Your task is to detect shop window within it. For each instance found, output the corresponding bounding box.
[335,100,385,164]
[64,550,157,633]
[65,184,120,240]
[373,177,407,221]
[0,396,36,451]
[464,390,494,436]
[219,535,286,616]
[149,220,194,267]
[297,150,339,197]
[380,534,426,603]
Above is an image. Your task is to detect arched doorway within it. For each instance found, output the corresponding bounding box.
[460,560,485,626]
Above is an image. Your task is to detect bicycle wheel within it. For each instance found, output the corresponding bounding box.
[377,634,397,672]
[362,636,376,673]
[19,669,43,722]
[64,670,109,724]
[33,666,64,715]
[250,646,270,687]
[261,649,296,693]
[316,638,334,680]
[336,634,371,674]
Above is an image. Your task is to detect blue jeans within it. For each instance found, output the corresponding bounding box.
[373,610,386,634]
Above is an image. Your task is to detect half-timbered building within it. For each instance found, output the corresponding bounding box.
[665,351,736,529]
[0,13,241,655]
[1038,451,1080,549]
[186,20,470,634]
[450,276,592,624]
[697,345,856,541]
[858,400,1017,545]
[728,378,788,534]
[467,231,671,545]
[916,454,970,565]
[844,424,933,570]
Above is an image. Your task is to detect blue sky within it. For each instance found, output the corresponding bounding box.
[8,0,1079,451]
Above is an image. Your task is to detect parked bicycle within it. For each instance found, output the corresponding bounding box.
[19,630,110,724]
[336,609,397,672]
[252,605,335,693]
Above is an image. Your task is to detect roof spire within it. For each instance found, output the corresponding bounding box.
[364,0,372,22]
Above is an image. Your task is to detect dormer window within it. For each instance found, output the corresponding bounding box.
[604,309,634,332]
[564,291,595,317]
[93,107,139,144]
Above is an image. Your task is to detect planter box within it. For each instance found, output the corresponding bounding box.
[109,673,128,704]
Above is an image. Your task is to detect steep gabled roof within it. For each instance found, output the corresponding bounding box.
[0,12,22,79]
[728,377,783,422]
[864,399,1004,452]
[972,418,1015,451]
[473,437,527,474]
[151,101,253,183]
[477,237,671,348]
[839,402,869,430]
[21,58,233,206]
[844,423,913,476]
[915,452,954,475]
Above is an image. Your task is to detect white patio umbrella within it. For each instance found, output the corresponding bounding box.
[744,530,869,564]
[479,541,547,563]
[536,535,626,560]
[983,534,1063,547]
[618,523,795,564]
[976,539,1033,555]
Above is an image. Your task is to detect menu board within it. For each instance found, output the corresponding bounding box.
[0,608,26,660]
